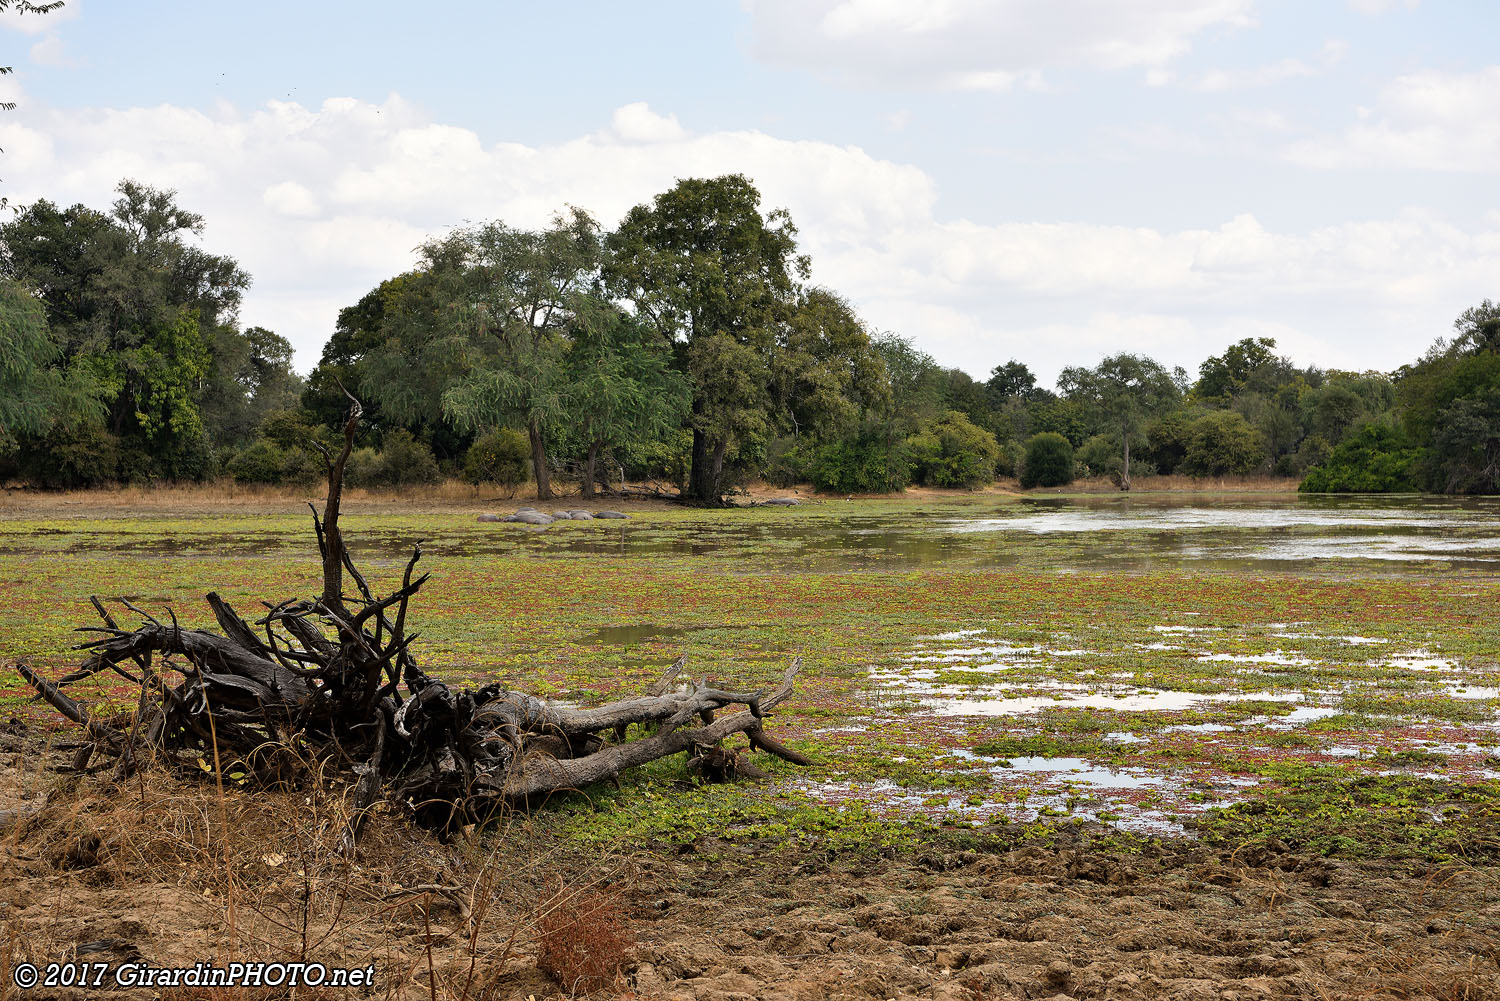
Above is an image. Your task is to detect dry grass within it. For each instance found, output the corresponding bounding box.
[534,884,634,996]
[0,470,1307,518]
[0,732,624,1001]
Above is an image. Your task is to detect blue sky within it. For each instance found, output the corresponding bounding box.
[3,1,1497,383]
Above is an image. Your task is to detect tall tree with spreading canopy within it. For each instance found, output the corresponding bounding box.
[608,175,807,504]
[1058,353,1184,489]
[437,209,605,499]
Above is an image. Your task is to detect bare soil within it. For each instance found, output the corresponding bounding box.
[3,726,1497,1001]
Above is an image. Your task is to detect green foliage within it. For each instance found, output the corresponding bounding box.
[463,428,531,486]
[805,426,911,493]
[1145,409,1195,474]
[1194,337,1285,401]
[1182,411,1266,475]
[357,429,441,487]
[0,180,271,484]
[906,410,1000,488]
[15,421,119,488]
[1019,432,1075,488]
[227,438,317,486]
[609,175,806,502]
[1076,433,1122,477]
[1299,422,1422,493]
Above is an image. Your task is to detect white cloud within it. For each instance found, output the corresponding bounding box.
[2,91,1494,384]
[744,0,1255,91]
[1288,67,1500,171]
[608,102,687,143]
[27,33,71,66]
[261,180,319,218]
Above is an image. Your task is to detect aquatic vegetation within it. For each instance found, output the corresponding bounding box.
[4,494,1499,850]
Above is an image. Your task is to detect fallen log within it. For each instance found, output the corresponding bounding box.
[12,400,807,839]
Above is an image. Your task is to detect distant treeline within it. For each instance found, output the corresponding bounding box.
[2,177,1497,498]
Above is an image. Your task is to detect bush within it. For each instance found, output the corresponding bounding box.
[1076,434,1122,478]
[762,436,807,488]
[463,428,531,487]
[361,429,441,487]
[17,423,120,489]
[1299,422,1422,492]
[1145,409,1195,474]
[906,410,1001,488]
[1020,432,1075,488]
[805,432,910,494]
[1181,411,1266,476]
[535,889,633,994]
[226,438,319,485]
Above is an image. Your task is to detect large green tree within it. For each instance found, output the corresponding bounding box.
[434,209,605,498]
[608,175,806,503]
[1058,353,1183,489]
[1,180,260,482]
[552,297,689,496]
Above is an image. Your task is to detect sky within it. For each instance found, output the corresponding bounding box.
[1,0,1497,385]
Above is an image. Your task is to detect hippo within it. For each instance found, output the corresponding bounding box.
[550,510,574,520]
[476,513,501,523]
[594,510,628,519]
[568,510,595,520]
[505,510,554,525]
[763,497,801,506]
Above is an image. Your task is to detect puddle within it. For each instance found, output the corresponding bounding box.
[915,686,1301,717]
[1000,756,1161,788]
[1445,686,1500,699]
[1197,651,1315,667]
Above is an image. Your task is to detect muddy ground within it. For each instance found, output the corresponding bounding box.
[3,727,1497,1001]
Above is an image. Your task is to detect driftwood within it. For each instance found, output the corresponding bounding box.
[12,401,807,840]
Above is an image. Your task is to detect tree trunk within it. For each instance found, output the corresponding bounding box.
[1121,430,1132,492]
[687,425,716,504]
[581,441,601,498]
[710,438,728,497]
[529,420,553,500]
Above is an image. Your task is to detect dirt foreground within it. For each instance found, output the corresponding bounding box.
[2,724,1497,1001]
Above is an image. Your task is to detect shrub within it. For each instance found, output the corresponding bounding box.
[257,409,323,451]
[1019,432,1075,488]
[1181,411,1266,476]
[906,410,1001,488]
[1076,433,1122,478]
[226,438,319,485]
[362,429,440,487]
[805,430,910,494]
[535,889,633,994]
[463,428,531,487]
[1145,409,1195,474]
[1300,422,1422,492]
[763,436,807,488]
[17,423,120,489]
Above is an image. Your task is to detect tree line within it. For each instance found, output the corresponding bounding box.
[2,176,1496,498]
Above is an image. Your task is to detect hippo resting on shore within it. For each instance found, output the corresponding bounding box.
[550,510,574,520]
[568,510,595,520]
[505,510,553,525]
[595,510,627,519]
[476,513,501,522]
[763,497,801,506]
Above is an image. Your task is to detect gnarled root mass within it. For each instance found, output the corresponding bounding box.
[12,402,807,842]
